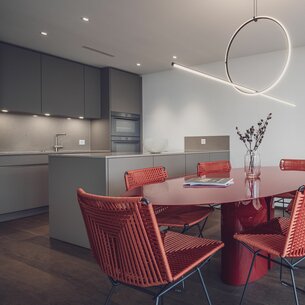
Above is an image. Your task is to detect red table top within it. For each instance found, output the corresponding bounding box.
[123,167,305,205]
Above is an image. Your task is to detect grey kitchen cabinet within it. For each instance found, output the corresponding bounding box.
[42,55,84,117]
[209,151,230,161]
[84,65,101,119]
[0,43,41,113]
[185,153,210,175]
[107,156,153,196]
[0,165,48,214]
[153,154,186,178]
[101,67,142,115]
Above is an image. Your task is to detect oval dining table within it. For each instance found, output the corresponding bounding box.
[123,166,305,286]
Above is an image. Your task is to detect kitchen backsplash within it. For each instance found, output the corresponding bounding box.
[184,136,230,152]
[0,113,91,152]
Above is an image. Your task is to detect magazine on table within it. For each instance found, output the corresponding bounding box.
[183,177,234,187]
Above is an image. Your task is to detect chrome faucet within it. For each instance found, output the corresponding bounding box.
[54,133,66,152]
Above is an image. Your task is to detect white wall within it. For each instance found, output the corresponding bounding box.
[142,46,305,167]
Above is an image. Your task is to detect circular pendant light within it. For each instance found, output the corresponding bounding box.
[224,1,291,95]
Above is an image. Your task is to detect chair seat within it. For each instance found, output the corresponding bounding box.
[241,217,290,235]
[156,205,213,228]
[275,191,295,199]
[163,231,224,281]
[234,217,290,257]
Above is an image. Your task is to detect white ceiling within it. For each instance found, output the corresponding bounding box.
[0,0,304,74]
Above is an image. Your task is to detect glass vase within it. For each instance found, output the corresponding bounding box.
[244,150,261,179]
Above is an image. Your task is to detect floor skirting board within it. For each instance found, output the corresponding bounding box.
[0,206,48,222]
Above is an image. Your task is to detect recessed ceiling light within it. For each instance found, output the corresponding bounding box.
[136,63,141,67]
[33,115,38,117]
[44,113,50,116]
[40,31,48,36]
[79,116,84,120]
[173,55,177,59]
[81,17,89,22]
[1,109,8,113]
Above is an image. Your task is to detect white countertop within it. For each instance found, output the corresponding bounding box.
[49,150,230,159]
[0,150,110,156]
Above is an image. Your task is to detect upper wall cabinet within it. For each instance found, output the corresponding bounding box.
[84,66,101,119]
[102,68,142,115]
[42,55,84,117]
[0,43,41,113]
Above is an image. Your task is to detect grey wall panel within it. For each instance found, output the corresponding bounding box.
[0,165,48,214]
[209,151,230,161]
[84,66,101,119]
[0,113,91,152]
[0,43,41,113]
[109,68,142,114]
[153,154,186,178]
[0,155,48,166]
[42,55,84,117]
[185,136,230,152]
[49,156,106,248]
[107,156,153,196]
[90,119,110,151]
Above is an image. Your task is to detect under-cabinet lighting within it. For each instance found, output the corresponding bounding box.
[1,109,8,113]
[67,117,71,120]
[44,113,50,116]
[78,116,84,120]
[33,115,38,117]
[172,62,296,107]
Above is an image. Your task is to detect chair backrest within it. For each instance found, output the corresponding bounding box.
[283,186,305,257]
[124,166,168,191]
[279,159,305,171]
[197,160,231,176]
[77,188,173,287]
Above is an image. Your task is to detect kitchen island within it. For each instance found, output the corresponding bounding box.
[49,150,229,247]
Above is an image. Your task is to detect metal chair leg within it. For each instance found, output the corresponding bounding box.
[160,296,164,305]
[290,268,300,305]
[104,285,116,305]
[198,217,208,237]
[155,296,160,305]
[239,252,258,305]
[197,267,212,305]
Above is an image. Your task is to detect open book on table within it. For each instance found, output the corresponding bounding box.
[183,177,234,187]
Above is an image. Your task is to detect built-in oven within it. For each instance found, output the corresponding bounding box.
[111,112,140,137]
[111,136,141,153]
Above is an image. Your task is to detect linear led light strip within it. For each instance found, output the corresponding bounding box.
[172,62,296,107]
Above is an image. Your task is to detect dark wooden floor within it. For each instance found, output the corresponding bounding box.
[0,210,303,305]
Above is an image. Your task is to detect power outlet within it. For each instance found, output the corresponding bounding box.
[201,138,206,145]
[79,139,85,145]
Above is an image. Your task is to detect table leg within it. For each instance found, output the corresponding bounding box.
[221,198,274,286]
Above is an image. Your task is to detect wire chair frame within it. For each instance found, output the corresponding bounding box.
[235,186,305,305]
[77,188,223,305]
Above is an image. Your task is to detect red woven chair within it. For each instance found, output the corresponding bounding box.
[234,185,305,305]
[197,160,231,209]
[77,188,224,305]
[124,166,213,237]
[197,160,231,176]
[275,159,305,215]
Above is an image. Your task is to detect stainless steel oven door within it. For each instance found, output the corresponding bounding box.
[111,112,140,137]
[111,136,141,153]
